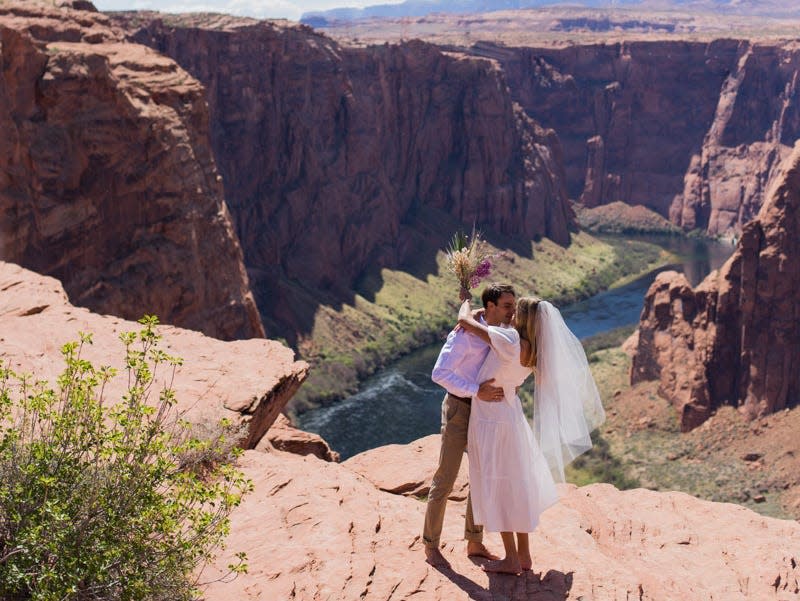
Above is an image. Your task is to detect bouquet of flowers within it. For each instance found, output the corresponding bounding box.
[444,227,494,299]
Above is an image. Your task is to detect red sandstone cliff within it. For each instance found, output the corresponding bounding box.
[476,40,800,236]
[631,140,800,431]
[0,3,264,340]
[669,42,800,236]
[112,14,573,337]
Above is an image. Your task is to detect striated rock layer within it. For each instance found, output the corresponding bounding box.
[474,39,800,236]
[202,440,800,600]
[115,14,573,338]
[632,141,800,431]
[0,260,306,447]
[0,3,264,340]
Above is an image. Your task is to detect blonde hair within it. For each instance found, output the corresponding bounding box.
[515,296,542,368]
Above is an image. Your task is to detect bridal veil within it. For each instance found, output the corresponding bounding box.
[532,301,606,482]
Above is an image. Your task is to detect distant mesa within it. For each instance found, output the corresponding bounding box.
[301,0,800,23]
[301,0,571,23]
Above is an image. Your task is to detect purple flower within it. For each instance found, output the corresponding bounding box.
[469,259,492,288]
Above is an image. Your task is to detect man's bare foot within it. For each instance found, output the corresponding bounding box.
[466,541,500,560]
[482,557,521,575]
[519,552,532,571]
[424,546,451,569]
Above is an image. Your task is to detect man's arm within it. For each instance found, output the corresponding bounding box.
[431,330,503,401]
[431,330,479,399]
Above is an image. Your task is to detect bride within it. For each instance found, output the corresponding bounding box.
[457,296,605,574]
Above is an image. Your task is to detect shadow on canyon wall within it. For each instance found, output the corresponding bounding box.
[4,4,800,360]
[121,15,800,345]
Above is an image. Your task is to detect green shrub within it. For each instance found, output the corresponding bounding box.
[0,316,251,601]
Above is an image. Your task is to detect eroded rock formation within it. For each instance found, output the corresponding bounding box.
[0,260,306,447]
[0,3,264,340]
[669,42,800,236]
[632,141,800,430]
[476,40,800,236]
[113,14,573,337]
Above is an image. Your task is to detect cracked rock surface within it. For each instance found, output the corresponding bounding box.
[203,441,800,600]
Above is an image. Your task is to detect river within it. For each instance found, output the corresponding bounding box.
[295,235,734,460]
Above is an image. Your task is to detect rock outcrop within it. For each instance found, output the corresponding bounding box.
[114,14,573,338]
[476,40,800,236]
[632,141,800,430]
[0,3,264,340]
[0,261,306,447]
[669,42,800,237]
[261,413,340,462]
[201,439,800,600]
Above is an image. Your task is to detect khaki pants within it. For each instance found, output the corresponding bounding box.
[422,394,482,548]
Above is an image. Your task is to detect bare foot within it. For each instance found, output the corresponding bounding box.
[425,546,451,569]
[466,541,500,560]
[482,557,521,575]
[519,552,532,571]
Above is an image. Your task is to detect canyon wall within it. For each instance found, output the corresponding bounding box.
[117,14,573,338]
[476,40,800,236]
[0,3,263,340]
[631,140,800,431]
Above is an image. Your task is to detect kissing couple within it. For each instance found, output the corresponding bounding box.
[422,283,605,574]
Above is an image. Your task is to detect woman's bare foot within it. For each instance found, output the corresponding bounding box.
[466,541,500,560]
[481,557,521,575]
[519,551,532,571]
[424,546,451,569]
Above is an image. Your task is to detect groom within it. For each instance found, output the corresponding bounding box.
[423,283,517,568]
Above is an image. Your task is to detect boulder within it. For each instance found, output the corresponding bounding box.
[262,414,340,462]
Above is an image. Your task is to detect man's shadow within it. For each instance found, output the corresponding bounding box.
[431,562,573,600]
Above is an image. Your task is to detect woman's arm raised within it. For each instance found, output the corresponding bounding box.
[457,299,492,345]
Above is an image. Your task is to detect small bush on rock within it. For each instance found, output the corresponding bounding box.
[0,316,251,600]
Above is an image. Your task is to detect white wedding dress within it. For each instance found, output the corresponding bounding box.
[467,325,559,533]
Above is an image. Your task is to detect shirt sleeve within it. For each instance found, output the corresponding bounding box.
[431,330,480,398]
[488,325,520,364]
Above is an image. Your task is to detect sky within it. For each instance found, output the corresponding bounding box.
[92,0,399,21]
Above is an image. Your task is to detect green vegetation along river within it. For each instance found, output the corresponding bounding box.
[295,234,734,460]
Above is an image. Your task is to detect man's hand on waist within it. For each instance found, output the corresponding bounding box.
[476,378,503,402]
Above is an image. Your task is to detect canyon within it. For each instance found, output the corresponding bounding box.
[5,259,799,598]
[99,8,800,350]
[475,40,800,237]
[1,2,800,598]
[116,12,574,342]
[632,139,800,431]
[2,1,799,421]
